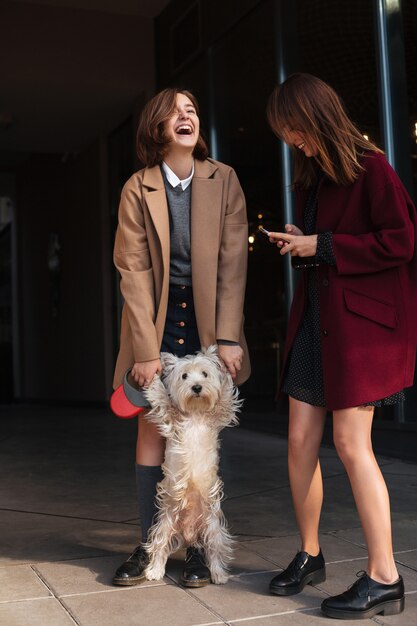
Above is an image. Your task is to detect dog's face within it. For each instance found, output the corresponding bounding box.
[161,346,224,414]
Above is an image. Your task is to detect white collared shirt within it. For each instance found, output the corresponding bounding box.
[161,161,194,190]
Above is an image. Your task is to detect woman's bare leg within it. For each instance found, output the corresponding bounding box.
[333,406,398,583]
[288,397,327,555]
[136,410,165,465]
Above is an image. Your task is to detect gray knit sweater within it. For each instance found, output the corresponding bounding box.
[162,168,192,286]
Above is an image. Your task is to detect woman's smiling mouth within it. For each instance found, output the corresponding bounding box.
[176,124,193,135]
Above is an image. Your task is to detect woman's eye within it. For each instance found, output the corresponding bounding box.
[182,373,188,380]
[202,371,208,378]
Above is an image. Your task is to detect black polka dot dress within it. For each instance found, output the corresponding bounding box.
[282,175,405,409]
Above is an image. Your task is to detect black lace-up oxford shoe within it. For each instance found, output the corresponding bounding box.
[321,571,405,620]
[112,545,149,586]
[269,549,326,596]
[180,547,211,588]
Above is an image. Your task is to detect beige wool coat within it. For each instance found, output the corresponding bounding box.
[113,158,251,388]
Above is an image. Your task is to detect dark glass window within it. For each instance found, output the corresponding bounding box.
[296,0,381,146]
[210,0,284,405]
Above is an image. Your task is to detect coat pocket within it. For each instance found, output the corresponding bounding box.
[343,288,397,329]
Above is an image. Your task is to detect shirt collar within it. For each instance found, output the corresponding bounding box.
[161,160,194,190]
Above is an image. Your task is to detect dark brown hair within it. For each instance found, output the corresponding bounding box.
[136,88,209,167]
[266,73,383,188]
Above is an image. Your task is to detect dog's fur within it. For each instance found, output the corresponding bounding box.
[143,345,242,584]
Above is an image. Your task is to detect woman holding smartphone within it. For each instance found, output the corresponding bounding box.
[266,73,417,620]
[112,87,250,587]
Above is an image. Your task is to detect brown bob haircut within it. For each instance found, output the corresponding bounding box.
[267,73,382,188]
[136,88,209,167]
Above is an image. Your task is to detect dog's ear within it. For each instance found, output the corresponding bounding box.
[160,351,179,373]
[201,344,224,372]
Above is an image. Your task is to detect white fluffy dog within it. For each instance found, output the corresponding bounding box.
[143,345,242,584]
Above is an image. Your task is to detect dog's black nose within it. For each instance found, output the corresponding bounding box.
[192,384,202,394]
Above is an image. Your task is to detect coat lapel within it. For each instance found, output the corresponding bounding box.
[143,165,170,273]
[142,166,170,336]
[191,160,223,344]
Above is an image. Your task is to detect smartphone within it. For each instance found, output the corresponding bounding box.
[258,226,271,236]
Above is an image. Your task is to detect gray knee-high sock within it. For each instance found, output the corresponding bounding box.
[135,464,163,544]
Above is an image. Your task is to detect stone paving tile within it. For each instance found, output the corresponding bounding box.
[61,584,224,626]
[395,550,417,571]
[228,545,279,577]
[333,518,417,553]
[0,472,139,523]
[224,475,362,539]
[0,509,140,566]
[0,409,139,523]
[229,607,375,625]
[220,430,289,498]
[221,431,353,502]
[186,571,325,622]
[381,473,417,519]
[379,460,417,476]
[241,533,367,569]
[34,555,165,596]
[235,534,280,543]
[0,564,51,602]
[223,488,296,537]
[319,476,367,532]
[0,598,76,626]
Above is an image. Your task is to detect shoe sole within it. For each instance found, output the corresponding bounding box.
[321,596,405,620]
[180,576,211,588]
[112,574,146,587]
[270,567,326,596]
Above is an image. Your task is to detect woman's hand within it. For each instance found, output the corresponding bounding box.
[268,223,304,248]
[268,223,317,257]
[284,223,304,237]
[218,344,244,380]
[131,359,162,388]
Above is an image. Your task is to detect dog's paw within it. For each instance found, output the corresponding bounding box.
[210,570,229,585]
[144,565,166,581]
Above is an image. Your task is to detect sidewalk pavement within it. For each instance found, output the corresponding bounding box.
[0,405,416,626]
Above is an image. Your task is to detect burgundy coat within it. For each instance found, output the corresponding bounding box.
[283,151,417,410]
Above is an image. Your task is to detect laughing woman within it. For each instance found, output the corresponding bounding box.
[266,74,417,620]
[111,88,250,587]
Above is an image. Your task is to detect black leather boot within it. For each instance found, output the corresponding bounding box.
[321,571,405,619]
[180,547,211,588]
[112,545,149,586]
[269,549,326,596]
